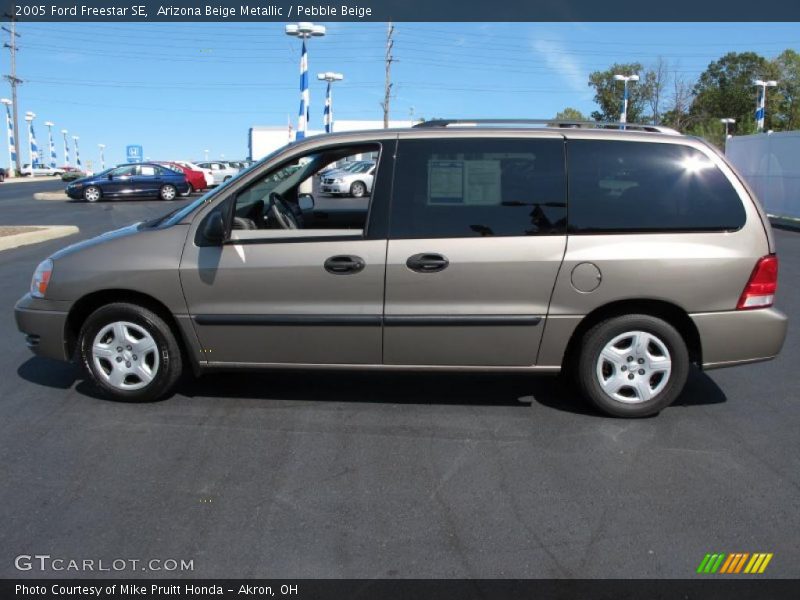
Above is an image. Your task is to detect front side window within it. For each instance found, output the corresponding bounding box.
[227,142,382,238]
[111,165,137,177]
[567,140,746,233]
[390,138,567,239]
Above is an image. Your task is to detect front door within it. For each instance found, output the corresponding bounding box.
[383,135,568,367]
[179,140,393,366]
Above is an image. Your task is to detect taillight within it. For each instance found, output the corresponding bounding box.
[737,255,778,310]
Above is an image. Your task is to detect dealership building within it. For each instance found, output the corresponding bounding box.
[248,120,416,160]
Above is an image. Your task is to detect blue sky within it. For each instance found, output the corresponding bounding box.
[2,22,798,166]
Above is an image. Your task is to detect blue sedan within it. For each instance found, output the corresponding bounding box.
[65,163,190,202]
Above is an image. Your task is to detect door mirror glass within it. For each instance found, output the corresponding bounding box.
[298,194,315,211]
[203,211,226,243]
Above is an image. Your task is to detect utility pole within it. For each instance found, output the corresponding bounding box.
[3,14,22,174]
[381,22,394,129]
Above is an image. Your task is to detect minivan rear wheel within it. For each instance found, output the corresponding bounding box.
[78,303,183,402]
[577,314,689,417]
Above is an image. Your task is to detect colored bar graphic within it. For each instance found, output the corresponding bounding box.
[758,553,773,573]
[719,554,736,573]
[734,553,749,573]
[699,552,773,574]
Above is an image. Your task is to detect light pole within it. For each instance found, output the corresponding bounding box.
[24,111,39,169]
[317,72,343,133]
[285,22,326,140]
[61,129,70,167]
[1,98,16,177]
[720,118,735,152]
[753,79,777,132]
[204,149,209,161]
[613,74,639,128]
[98,144,106,170]
[44,121,56,168]
[72,135,81,169]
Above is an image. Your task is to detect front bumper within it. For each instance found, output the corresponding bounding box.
[321,183,348,194]
[691,307,788,369]
[14,294,72,361]
[65,187,83,199]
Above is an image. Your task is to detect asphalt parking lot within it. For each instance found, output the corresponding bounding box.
[0,178,798,579]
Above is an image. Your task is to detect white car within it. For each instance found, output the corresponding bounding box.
[196,161,239,186]
[174,160,214,188]
[319,162,375,197]
[21,164,65,177]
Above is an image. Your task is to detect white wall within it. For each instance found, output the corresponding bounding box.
[249,120,416,161]
[726,131,800,219]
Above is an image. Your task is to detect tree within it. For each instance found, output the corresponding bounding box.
[661,69,694,132]
[555,107,588,121]
[588,63,649,123]
[690,51,780,133]
[774,49,800,130]
[644,57,669,125]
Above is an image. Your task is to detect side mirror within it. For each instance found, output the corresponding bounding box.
[107,174,113,180]
[203,211,226,243]
[298,194,315,212]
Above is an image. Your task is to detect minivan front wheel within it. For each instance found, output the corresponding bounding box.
[350,181,367,198]
[577,315,689,417]
[78,303,183,402]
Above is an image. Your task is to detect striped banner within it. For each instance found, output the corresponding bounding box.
[697,552,773,574]
[296,39,309,140]
[74,138,81,168]
[29,120,40,167]
[756,86,765,132]
[4,103,16,171]
[47,125,57,168]
[62,131,70,166]
[323,81,332,133]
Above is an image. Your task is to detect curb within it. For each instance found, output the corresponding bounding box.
[0,225,79,252]
[33,191,69,201]
[2,176,64,184]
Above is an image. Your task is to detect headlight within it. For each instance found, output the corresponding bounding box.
[333,178,343,183]
[30,259,53,299]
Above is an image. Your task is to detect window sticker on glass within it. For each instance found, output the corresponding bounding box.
[428,161,464,204]
[464,160,501,205]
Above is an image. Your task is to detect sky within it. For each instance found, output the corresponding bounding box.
[1,21,798,167]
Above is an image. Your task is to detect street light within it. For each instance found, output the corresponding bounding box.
[317,71,343,133]
[204,149,209,161]
[753,79,778,132]
[43,121,57,168]
[1,98,16,176]
[286,22,326,140]
[719,118,735,152]
[98,143,106,170]
[613,73,640,128]
[24,111,38,169]
[61,129,70,167]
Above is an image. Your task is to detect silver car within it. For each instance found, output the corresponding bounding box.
[196,161,239,185]
[15,120,788,417]
[320,161,375,197]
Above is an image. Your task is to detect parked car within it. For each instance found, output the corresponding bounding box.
[64,162,190,202]
[196,161,239,185]
[317,160,371,181]
[174,160,214,188]
[155,161,206,195]
[320,161,375,197]
[15,120,788,417]
[60,170,87,182]
[0,167,5,182]
[21,164,65,177]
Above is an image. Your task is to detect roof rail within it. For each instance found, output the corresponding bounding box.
[413,119,680,135]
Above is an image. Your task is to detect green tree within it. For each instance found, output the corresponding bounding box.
[690,52,780,133]
[774,49,800,130]
[555,107,588,121]
[588,63,649,123]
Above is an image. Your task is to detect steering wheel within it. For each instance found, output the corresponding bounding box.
[267,192,299,230]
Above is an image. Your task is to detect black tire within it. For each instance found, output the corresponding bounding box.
[576,314,689,418]
[83,186,102,203]
[159,184,177,201]
[78,303,183,403]
[350,181,366,198]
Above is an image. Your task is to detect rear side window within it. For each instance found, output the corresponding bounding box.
[567,140,746,233]
[391,138,567,238]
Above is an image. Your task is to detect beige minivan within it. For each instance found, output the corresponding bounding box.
[15,120,788,417]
